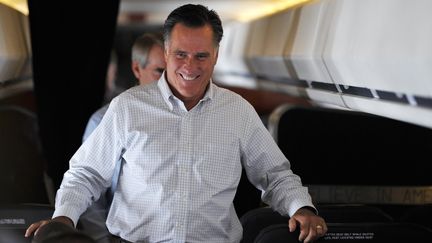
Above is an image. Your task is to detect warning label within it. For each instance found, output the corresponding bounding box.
[324,232,374,240]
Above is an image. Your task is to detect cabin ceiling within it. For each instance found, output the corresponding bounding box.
[0,0,310,25]
[118,0,310,25]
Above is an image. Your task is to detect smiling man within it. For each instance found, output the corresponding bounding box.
[164,20,218,110]
[26,4,326,243]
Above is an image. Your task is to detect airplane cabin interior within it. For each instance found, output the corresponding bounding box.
[1,0,432,242]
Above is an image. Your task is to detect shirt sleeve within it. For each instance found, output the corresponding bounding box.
[53,98,125,226]
[240,103,316,217]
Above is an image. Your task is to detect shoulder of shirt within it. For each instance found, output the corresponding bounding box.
[109,83,158,106]
[212,83,254,108]
[213,83,241,99]
[119,82,158,99]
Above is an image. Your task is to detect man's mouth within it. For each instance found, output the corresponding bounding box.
[179,73,199,81]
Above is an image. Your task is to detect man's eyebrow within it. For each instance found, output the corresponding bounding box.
[196,52,210,56]
[173,49,186,53]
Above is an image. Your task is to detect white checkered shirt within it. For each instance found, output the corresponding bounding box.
[53,75,314,243]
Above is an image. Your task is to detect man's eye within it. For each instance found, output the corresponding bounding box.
[196,54,209,60]
[175,52,187,59]
[155,68,164,74]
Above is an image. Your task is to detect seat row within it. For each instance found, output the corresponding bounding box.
[234,103,432,242]
[240,205,432,243]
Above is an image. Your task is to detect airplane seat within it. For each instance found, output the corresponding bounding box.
[32,221,96,243]
[0,105,52,204]
[259,114,269,128]
[254,222,432,243]
[268,103,432,184]
[240,207,287,243]
[240,204,393,243]
[254,224,299,243]
[0,204,54,243]
[267,103,432,220]
[399,204,432,231]
[317,204,393,223]
[234,168,262,218]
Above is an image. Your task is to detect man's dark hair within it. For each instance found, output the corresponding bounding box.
[163,4,223,47]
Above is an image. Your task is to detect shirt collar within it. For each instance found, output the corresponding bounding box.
[157,72,214,112]
[157,73,175,111]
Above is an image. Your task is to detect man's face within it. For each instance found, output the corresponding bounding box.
[164,23,218,107]
[133,44,166,85]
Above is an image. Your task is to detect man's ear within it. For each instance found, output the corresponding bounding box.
[214,48,219,65]
[164,47,169,62]
[131,61,140,79]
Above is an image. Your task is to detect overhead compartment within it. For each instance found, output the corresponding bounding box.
[323,0,432,98]
[215,0,432,129]
[244,17,270,79]
[322,0,432,128]
[247,10,296,80]
[287,0,345,107]
[214,21,256,88]
[0,3,29,84]
[245,9,312,97]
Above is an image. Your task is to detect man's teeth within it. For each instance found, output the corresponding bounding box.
[181,74,197,80]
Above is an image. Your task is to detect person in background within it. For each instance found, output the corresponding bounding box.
[77,33,166,243]
[102,50,121,104]
[130,32,166,87]
[83,33,165,141]
[26,4,327,243]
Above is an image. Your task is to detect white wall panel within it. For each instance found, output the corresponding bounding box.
[0,4,29,83]
[18,13,32,78]
[305,88,345,108]
[214,21,256,88]
[344,95,432,129]
[323,0,432,97]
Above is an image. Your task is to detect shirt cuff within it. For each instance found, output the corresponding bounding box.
[52,205,82,227]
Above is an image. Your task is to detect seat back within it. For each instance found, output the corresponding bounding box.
[399,204,432,230]
[234,169,262,218]
[254,224,299,243]
[32,221,96,243]
[267,104,432,220]
[317,204,393,223]
[0,106,50,204]
[240,207,288,243]
[240,205,392,243]
[255,222,432,243]
[0,204,54,243]
[268,104,432,186]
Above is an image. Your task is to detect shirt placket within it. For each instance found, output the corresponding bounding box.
[173,111,193,242]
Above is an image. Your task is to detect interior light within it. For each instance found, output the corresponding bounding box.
[237,0,314,22]
[0,0,28,15]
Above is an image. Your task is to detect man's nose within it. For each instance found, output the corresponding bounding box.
[183,56,197,68]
